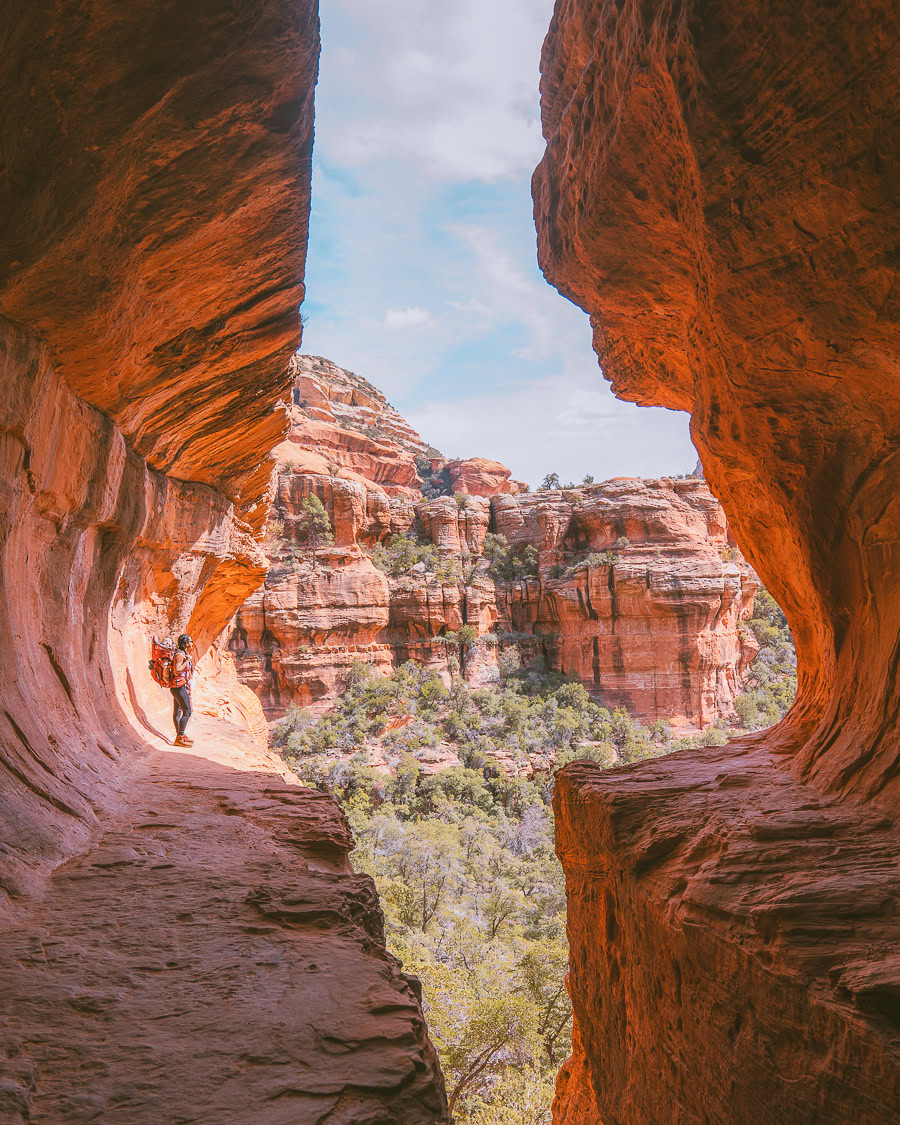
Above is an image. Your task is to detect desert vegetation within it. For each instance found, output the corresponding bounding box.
[370,533,476,585]
[732,590,797,729]
[270,616,795,1121]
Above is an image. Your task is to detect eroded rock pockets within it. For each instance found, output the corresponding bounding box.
[534,0,900,1120]
[230,356,758,731]
[534,0,900,807]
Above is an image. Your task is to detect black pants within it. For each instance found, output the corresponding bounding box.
[171,686,192,737]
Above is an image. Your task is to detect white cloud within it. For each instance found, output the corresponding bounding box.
[552,390,626,432]
[299,0,696,484]
[447,298,493,318]
[384,306,435,331]
[406,374,697,489]
[318,0,550,183]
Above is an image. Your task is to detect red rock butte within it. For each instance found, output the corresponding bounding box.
[230,355,758,733]
[0,3,446,1120]
[534,0,900,1120]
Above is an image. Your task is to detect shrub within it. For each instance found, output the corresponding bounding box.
[264,518,285,545]
[483,533,539,583]
[732,589,797,730]
[498,647,522,678]
[370,534,439,576]
[434,556,463,584]
[297,494,334,568]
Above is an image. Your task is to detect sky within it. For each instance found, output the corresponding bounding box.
[299,0,696,488]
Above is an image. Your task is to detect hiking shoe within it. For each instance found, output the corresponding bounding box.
[180,735,194,746]
[173,735,190,747]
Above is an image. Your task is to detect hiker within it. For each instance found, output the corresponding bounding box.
[171,633,194,747]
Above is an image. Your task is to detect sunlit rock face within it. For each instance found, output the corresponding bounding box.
[230,358,497,711]
[0,5,448,1120]
[0,0,318,900]
[446,457,529,496]
[534,0,900,1119]
[495,479,758,731]
[232,360,756,727]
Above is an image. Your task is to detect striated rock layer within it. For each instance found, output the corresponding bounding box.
[0,4,447,1119]
[0,0,319,903]
[232,358,757,728]
[493,480,757,728]
[534,0,900,1119]
[0,716,447,1123]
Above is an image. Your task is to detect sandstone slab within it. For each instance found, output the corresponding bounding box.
[0,716,447,1123]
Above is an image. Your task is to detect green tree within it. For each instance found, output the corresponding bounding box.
[444,624,479,676]
[370,533,439,576]
[378,819,464,931]
[298,494,333,569]
[732,590,797,730]
[465,1066,554,1125]
[483,533,539,582]
[518,940,572,1067]
[441,994,541,1119]
[539,473,560,491]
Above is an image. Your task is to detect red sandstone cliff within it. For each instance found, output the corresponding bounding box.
[231,357,757,731]
[494,479,758,728]
[534,0,900,1119]
[0,5,446,1119]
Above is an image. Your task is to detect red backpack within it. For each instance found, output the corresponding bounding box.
[149,637,177,687]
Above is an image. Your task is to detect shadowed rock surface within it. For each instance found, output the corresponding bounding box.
[0,717,446,1124]
[534,0,900,1119]
[0,3,447,1119]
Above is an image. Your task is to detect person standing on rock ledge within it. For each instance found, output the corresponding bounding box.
[171,634,194,747]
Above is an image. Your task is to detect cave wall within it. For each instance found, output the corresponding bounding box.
[534,0,900,1120]
[535,0,900,805]
[0,0,318,907]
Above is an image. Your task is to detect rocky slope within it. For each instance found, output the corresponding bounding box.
[0,4,446,1120]
[0,714,445,1123]
[533,0,900,1119]
[231,356,758,732]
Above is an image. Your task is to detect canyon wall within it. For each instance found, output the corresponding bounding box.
[231,356,757,730]
[0,4,448,1119]
[0,0,318,903]
[534,0,900,1119]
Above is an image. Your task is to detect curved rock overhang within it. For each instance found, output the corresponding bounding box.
[0,6,450,1120]
[0,0,317,899]
[534,1,900,1120]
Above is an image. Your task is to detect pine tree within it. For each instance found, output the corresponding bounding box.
[299,494,333,569]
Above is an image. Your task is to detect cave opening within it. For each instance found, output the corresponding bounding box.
[1,0,896,1122]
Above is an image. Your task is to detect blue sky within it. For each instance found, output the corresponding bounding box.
[300,0,696,488]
